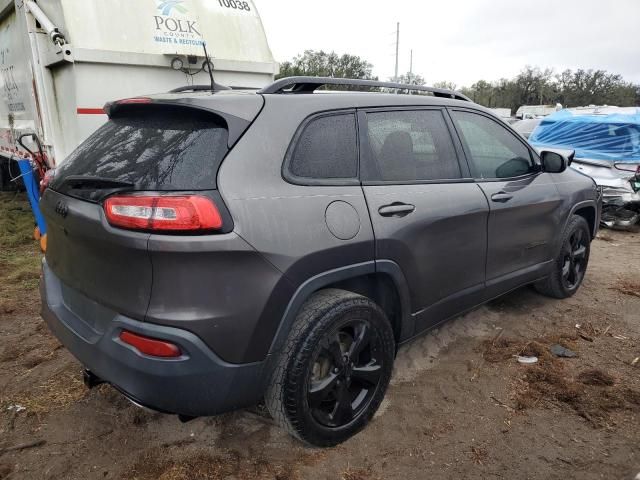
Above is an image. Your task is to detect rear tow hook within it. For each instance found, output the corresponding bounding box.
[82,369,105,389]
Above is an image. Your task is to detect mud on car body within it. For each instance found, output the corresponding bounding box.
[40,77,601,446]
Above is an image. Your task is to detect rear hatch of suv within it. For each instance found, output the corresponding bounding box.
[41,94,263,320]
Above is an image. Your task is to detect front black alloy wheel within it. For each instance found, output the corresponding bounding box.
[560,226,588,290]
[535,214,591,299]
[266,289,395,447]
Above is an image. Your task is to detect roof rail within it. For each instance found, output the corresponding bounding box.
[258,76,471,102]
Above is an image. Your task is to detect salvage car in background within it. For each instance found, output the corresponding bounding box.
[529,107,640,229]
[513,118,542,139]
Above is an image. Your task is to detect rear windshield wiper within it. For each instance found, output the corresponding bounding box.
[58,175,135,191]
[55,175,136,202]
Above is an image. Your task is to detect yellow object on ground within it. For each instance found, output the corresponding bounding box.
[40,234,47,253]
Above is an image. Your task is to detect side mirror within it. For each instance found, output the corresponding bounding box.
[540,150,573,173]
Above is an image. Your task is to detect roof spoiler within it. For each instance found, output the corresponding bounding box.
[169,84,232,93]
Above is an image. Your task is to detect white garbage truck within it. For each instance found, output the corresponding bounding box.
[0,0,277,188]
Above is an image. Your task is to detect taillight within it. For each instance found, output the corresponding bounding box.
[119,330,181,358]
[104,195,222,232]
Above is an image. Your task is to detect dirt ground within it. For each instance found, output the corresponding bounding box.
[1,191,639,480]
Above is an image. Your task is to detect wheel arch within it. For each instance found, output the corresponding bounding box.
[568,200,598,239]
[549,200,598,259]
[267,261,413,357]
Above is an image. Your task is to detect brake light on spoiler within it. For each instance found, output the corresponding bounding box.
[116,97,152,105]
[103,97,152,116]
[104,195,223,232]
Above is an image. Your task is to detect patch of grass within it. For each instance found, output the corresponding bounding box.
[485,337,640,427]
[482,333,578,364]
[612,278,640,298]
[128,448,300,480]
[341,466,379,480]
[0,463,14,479]
[1,368,87,415]
[469,446,489,466]
[577,369,615,386]
[130,451,235,480]
[0,193,42,315]
[0,334,60,368]
[513,364,639,426]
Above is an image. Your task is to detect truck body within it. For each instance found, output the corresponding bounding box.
[515,104,559,119]
[488,107,511,120]
[0,0,277,187]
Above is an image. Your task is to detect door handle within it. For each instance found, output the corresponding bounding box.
[378,203,415,217]
[491,192,513,203]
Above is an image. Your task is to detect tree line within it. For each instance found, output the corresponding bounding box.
[456,67,639,112]
[277,51,640,110]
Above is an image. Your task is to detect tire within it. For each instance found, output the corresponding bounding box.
[265,289,395,447]
[534,215,591,299]
[0,161,8,192]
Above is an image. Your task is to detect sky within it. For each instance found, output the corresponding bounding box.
[256,0,640,88]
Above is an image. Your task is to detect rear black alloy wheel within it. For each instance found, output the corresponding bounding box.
[534,214,591,299]
[560,227,588,290]
[266,289,395,447]
[308,320,383,428]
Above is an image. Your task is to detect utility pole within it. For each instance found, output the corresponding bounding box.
[409,49,413,75]
[394,22,399,83]
[409,49,413,84]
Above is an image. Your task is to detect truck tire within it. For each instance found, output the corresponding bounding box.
[0,160,8,191]
[265,289,395,447]
[535,215,591,299]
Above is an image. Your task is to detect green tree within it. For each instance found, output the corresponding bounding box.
[396,72,426,86]
[277,50,377,81]
[455,66,639,111]
[433,80,457,91]
[555,69,637,107]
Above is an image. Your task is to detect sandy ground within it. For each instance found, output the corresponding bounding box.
[1,192,639,480]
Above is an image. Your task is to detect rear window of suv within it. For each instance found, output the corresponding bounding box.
[52,106,229,191]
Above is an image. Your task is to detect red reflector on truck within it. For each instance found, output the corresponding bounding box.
[77,108,106,115]
[119,331,181,358]
[104,195,222,232]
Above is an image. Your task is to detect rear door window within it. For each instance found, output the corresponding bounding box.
[286,113,358,182]
[52,107,229,191]
[363,109,462,182]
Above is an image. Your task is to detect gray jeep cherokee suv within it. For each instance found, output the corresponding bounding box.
[40,77,601,446]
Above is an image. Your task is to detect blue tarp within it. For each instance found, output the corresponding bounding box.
[529,109,640,163]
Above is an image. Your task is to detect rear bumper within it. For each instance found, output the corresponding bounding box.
[39,261,267,417]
